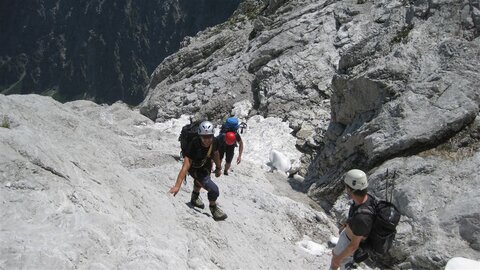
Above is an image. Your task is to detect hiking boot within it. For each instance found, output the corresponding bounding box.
[353,247,369,263]
[209,205,228,221]
[190,192,205,209]
[345,262,358,269]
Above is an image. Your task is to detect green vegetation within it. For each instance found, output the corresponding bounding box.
[0,71,25,95]
[419,121,480,161]
[242,1,266,20]
[1,116,10,129]
[227,0,266,24]
[391,24,414,44]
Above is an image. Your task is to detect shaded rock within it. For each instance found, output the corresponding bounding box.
[0,0,240,104]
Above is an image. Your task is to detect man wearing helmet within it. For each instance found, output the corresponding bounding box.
[169,121,228,221]
[330,169,375,270]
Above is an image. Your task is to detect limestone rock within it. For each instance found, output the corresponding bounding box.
[139,0,480,268]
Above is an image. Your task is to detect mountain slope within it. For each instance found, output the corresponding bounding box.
[0,0,240,104]
[0,94,339,269]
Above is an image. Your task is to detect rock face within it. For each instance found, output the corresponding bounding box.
[139,0,334,144]
[308,1,480,267]
[139,0,480,268]
[0,0,240,104]
[307,0,480,195]
[0,94,338,269]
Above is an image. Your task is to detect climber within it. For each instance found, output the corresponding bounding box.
[330,169,375,270]
[169,121,228,221]
[217,117,244,175]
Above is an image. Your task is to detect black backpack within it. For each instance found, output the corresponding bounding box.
[178,119,203,157]
[356,172,402,257]
[365,198,401,256]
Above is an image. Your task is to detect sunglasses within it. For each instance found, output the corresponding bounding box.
[200,135,214,139]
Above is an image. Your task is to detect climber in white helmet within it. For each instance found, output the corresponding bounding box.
[330,169,375,270]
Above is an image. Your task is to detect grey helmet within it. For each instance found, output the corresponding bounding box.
[198,121,215,135]
[344,169,368,190]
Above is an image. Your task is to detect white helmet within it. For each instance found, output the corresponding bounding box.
[344,169,368,190]
[198,121,214,135]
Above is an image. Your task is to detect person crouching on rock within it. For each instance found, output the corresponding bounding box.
[169,121,228,221]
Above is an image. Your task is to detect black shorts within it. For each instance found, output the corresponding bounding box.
[219,145,235,163]
[189,166,211,180]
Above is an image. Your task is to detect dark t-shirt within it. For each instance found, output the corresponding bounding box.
[347,195,375,237]
[185,136,219,171]
[218,132,242,149]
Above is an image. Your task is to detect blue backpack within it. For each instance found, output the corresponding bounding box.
[221,117,239,133]
[225,117,239,130]
[221,117,248,134]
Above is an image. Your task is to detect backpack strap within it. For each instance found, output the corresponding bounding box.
[355,207,375,216]
[206,144,213,158]
[191,144,213,169]
[352,195,377,217]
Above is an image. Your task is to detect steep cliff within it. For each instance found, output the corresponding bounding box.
[139,0,480,268]
[0,0,240,104]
